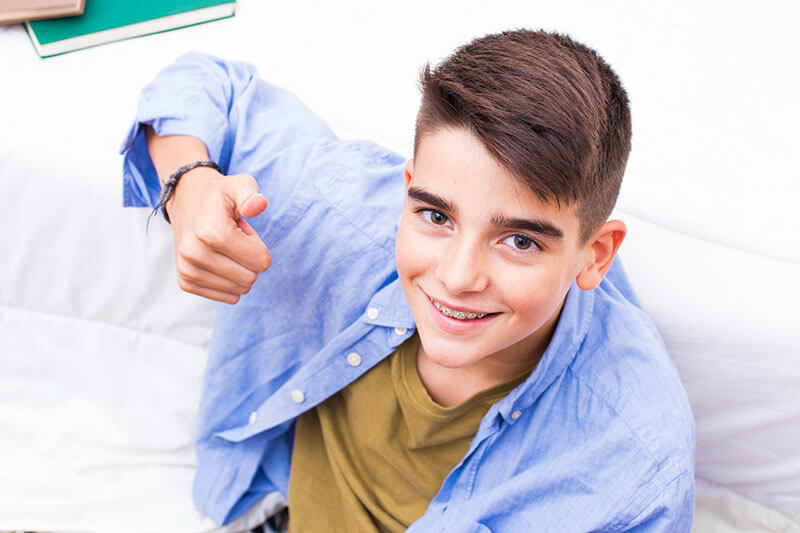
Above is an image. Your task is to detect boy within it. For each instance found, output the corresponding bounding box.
[122,30,694,531]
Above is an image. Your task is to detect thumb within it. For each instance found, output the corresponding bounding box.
[230,174,268,218]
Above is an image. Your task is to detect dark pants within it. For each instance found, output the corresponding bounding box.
[251,506,289,533]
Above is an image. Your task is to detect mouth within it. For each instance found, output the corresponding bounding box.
[428,295,491,321]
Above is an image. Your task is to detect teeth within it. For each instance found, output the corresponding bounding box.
[430,297,487,320]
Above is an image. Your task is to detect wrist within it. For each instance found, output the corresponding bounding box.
[156,160,223,224]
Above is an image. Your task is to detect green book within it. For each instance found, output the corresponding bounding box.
[26,0,236,57]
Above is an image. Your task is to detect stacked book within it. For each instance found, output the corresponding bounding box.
[0,0,236,57]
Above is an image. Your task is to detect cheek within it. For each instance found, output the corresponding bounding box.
[395,222,438,282]
[395,220,421,279]
[498,265,564,317]
[506,282,543,317]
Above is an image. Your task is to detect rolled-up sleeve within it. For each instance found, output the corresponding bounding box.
[119,51,336,208]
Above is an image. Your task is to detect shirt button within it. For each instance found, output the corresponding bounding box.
[249,411,258,425]
[346,352,362,366]
[290,389,305,403]
[366,307,379,320]
[393,327,408,336]
[511,410,522,421]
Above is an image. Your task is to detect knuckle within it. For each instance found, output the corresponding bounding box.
[176,265,197,283]
[196,226,224,248]
[177,241,202,263]
[238,173,257,187]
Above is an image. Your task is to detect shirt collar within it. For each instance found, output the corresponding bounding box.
[496,281,595,421]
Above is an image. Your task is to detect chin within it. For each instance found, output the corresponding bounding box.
[416,329,486,369]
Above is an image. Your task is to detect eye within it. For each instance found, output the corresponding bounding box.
[502,234,537,251]
[421,209,451,227]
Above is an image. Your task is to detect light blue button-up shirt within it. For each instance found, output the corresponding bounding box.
[121,52,695,532]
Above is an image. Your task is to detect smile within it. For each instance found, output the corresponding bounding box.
[428,296,488,320]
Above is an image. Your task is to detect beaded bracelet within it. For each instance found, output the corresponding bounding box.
[154,160,223,223]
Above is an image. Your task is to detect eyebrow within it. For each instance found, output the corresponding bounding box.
[490,213,564,240]
[407,186,455,213]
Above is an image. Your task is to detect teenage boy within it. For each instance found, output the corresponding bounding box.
[122,30,694,532]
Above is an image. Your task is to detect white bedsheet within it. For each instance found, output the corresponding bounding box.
[1,1,798,531]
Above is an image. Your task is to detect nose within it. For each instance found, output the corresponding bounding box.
[435,235,489,295]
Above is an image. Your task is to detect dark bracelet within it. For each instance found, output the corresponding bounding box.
[153,160,223,223]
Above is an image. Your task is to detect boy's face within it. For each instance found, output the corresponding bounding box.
[396,128,592,377]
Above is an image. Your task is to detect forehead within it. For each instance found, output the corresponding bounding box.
[412,128,581,238]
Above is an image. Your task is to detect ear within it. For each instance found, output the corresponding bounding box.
[404,159,414,188]
[575,219,627,291]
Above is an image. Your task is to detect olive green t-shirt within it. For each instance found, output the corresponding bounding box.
[287,333,529,532]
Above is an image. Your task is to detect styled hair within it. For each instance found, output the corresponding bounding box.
[415,30,632,242]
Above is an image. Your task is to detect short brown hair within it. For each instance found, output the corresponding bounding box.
[415,30,631,242]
